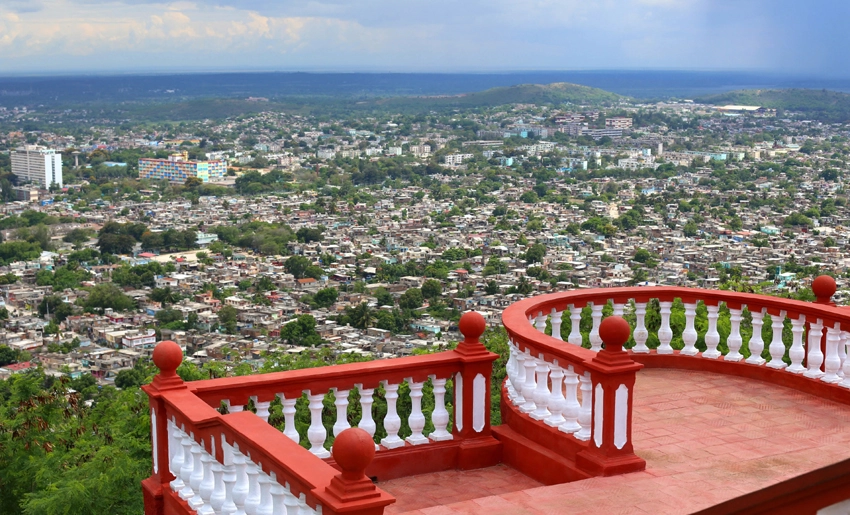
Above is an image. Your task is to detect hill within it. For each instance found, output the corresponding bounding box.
[370,82,623,110]
[698,88,850,122]
[47,82,625,122]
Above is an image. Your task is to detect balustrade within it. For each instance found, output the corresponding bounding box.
[143,312,500,515]
[501,276,850,477]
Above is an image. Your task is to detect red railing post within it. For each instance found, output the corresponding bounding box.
[141,341,187,515]
[453,311,502,469]
[317,427,396,515]
[576,316,646,476]
[813,275,838,372]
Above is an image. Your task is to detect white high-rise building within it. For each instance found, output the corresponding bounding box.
[11,145,63,188]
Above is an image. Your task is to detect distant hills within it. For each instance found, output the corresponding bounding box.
[369,82,623,110]
[698,88,850,122]
[54,82,625,121]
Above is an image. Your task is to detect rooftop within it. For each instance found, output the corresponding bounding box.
[379,368,850,514]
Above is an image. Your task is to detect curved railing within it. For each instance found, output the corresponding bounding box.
[500,276,850,478]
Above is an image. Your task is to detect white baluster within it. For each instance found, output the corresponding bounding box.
[551,308,563,340]
[703,304,721,359]
[767,311,787,369]
[612,302,624,317]
[520,350,537,413]
[725,307,744,362]
[823,324,842,383]
[179,435,196,500]
[252,398,271,423]
[839,332,848,379]
[355,384,379,450]
[222,464,238,515]
[169,423,185,491]
[306,391,330,458]
[589,303,603,352]
[380,381,404,449]
[559,365,581,434]
[256,470,273,515]
[840,333,850,389]
[406,379,428,445]
[278,394,300,444]
[429,376,453,441]
[535,311,547,333]
[297,493,313,515]
[746,309,766,365]
[225,400,244,413]
[210,462,226,513]
[332,388,351,437]
[568,305,583,346]
[188,440,206,510]
[513,350,527,406]
[198,452,216,515]
[283,483,300,515]
[530,355,551,420]
[681,302,698,356]
[575,372,592,441]
[506,341,518,400]
[787,315,806,374]
[805,319,825,379]
[269,474,286,515]
[244,462,261,515]
[657,301,674,354]
[232,448,249,512]
[545,361,566,427]
[632,302,649,353]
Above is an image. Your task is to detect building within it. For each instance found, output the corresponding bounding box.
[138,152,226,184]
[10,145,63,188]
[605,117,633,129]
[443,153,474,166]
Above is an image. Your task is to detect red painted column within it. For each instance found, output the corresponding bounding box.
[576,316,646,476]
[141,341,188,515]
[812,275,837,372]
[452,311,502,469]
[317,427,396,515]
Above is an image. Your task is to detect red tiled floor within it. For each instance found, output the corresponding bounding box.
[379,369,850,514]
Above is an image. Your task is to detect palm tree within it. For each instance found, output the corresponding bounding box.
[347,302,375,330]
[150,286,180,307]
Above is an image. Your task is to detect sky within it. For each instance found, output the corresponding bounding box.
[0,0,848,75]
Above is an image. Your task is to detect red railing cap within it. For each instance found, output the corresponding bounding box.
[153,340,183,376]
[459,311,486,341]
[599,316,630,352]
[333,428,375,481]
[813,275,837,304]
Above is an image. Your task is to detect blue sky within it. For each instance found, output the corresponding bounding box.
[0,0,847,75]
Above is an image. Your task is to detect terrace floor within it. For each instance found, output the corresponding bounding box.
[378,368,850,515]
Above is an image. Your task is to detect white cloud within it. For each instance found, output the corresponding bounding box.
[0,0,840,73]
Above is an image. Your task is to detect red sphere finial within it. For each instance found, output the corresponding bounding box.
[812,275,836,303]
[599,316,631,353]
[332,428,375,480]
[459,311,486,342]
[152,340,183,377]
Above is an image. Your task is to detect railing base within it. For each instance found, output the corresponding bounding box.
[141,477,164,515]
[492,424,591,486]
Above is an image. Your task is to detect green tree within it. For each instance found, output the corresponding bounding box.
[78,284,136,314]
[345,302,375,330]
[398,288,424,310]
[421,279,443,300]
[312,287,339,309]
[217,305,238,334]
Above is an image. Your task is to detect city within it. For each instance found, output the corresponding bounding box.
[2,1,850,514]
